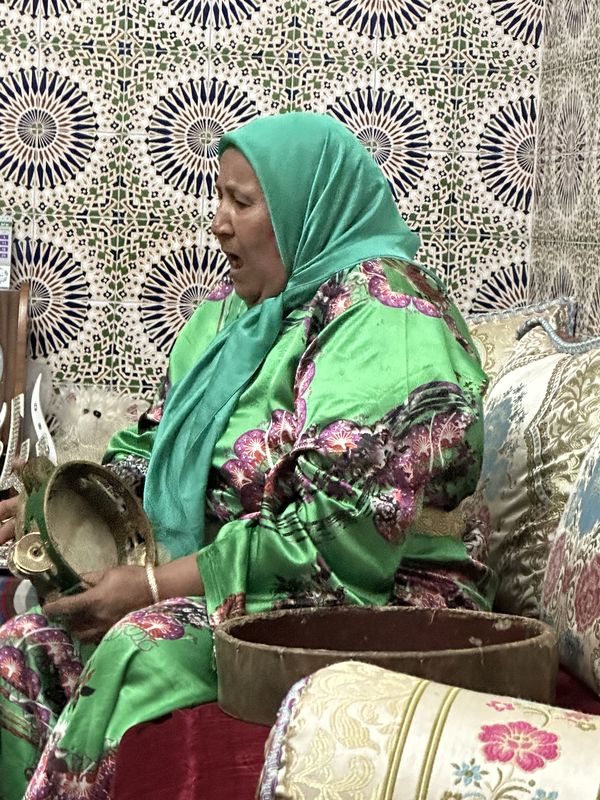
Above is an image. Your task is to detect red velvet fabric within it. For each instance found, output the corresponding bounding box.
[112,667,600,799]
[112,703,269,800]
[555,667,600,715]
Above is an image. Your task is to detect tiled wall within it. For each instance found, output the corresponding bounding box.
[529,1,600,335]
[1,0,543,396]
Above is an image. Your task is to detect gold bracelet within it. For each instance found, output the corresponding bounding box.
[145,561,160,605]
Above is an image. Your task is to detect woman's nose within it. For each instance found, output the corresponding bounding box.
[211,202,232,238]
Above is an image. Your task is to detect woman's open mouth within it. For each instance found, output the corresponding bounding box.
[225,253,242,271]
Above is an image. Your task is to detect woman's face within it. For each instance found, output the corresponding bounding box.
[212,148,287,307]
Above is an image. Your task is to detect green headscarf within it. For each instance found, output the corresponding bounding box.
[144,112,420,559]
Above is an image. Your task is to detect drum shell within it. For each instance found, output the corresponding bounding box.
[215,606,558,725]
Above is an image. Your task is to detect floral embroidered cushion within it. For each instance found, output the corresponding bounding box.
[258,660,600,800]
[475,323,600,617]
[466,298,576,384]
[541,429,600,697]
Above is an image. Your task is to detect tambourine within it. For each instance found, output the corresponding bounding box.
[7,457,156,597]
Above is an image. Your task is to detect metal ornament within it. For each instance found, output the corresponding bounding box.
[0,394,26,493]
[31,373,57,464]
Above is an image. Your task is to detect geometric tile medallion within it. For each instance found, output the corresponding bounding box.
[11,238,91,358]
[477,95,537,214]
[326,0,434,39]
[146,77,258,198]
[328,86,432,201]
[163,0,259,28]
[487,0,544,48]
[139,244,228,354]
[0,67,98,190]
[4,0,81,17]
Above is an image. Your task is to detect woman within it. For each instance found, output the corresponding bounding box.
[0,112,492,799]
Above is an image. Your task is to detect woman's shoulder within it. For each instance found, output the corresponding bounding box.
[301,258,478,361]
[303,257,453,326]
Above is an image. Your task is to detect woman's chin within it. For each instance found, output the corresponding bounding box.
[231,279,254,307]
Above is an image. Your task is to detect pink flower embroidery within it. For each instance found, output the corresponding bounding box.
[562,710,594,723]
[57,660,84,699]
[295,359,315,399]
[362,261,442,316]
[486,700,515,712]
[413,297,442,317]
[479,721,559,771]
[574,555,600,632]
[267,410,297,453]
[2,613,47,639]
[234,429,267,465]
[123,611,185,640]
[222,459,254,489]
[0,645,28,692]
[326,287,352,322]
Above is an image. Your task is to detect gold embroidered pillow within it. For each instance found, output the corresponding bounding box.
[478,324,600,617]
[541,430,600,696]
[259,661,600,800]
[467,298,576,383]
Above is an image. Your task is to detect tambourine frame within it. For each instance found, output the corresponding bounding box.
[9,458,156,597]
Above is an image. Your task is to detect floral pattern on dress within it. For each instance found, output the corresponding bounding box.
[0,645,40,696]
[210,592,246,626]
[26,738,117,800]
[206,275,234,301]
[392,566,480,610]
[362,260,442,316]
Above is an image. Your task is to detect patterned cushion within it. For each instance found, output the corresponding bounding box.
[476,324,600,617]
[467,298,576,384]
[542,430,600,696]
[258,661,600,799]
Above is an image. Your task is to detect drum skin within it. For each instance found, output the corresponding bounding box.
[8,457,155,597]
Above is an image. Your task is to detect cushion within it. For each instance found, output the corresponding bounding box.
[541,429,600,696]
[467,297,576,383]
[109,672,599,800]
[474,323,600,617]
[258,661,600,799]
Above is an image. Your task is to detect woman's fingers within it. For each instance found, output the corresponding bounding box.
[0,495,19,544]
[45,587,96,619]
[80,570,106,588]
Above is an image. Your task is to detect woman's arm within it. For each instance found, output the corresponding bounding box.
[44,554,205,642]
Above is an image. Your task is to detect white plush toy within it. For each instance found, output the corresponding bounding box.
[50,385,146,464]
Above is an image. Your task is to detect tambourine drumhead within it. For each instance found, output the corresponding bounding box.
[44,462,154,577]
[10,458,156,595]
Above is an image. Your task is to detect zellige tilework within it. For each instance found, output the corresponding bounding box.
[2,0,550,394]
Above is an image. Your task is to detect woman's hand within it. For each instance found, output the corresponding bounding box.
[44,565,153,643]
[0,494,19,544]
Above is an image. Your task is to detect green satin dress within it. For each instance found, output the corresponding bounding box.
[0,259,493,799]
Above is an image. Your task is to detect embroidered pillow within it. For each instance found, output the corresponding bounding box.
[476,322,600,617]
[259,661,600,800]
[467,298,576,384]
[541,430,600,696]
